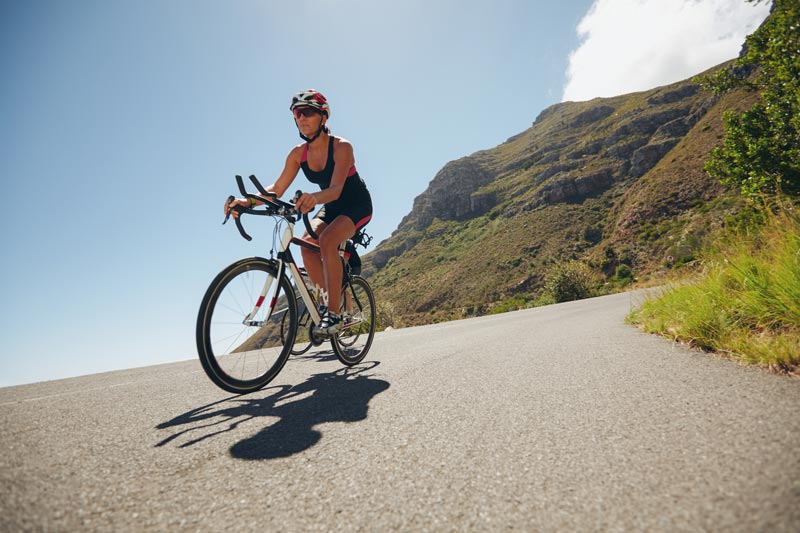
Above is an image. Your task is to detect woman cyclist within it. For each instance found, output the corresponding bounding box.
[227,89,373,334]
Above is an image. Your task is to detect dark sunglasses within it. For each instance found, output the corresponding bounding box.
[293,107,319,118]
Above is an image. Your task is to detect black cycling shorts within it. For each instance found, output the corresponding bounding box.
[314,195,373,230]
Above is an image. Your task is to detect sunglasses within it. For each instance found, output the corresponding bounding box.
[293,107,320,119]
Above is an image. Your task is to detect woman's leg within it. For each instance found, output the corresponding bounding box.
[300,219,327,301]
[317,215,356,319]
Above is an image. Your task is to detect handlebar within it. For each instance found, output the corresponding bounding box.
[222,175,318,241]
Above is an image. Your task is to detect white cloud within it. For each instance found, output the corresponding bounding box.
[562,0,771,102]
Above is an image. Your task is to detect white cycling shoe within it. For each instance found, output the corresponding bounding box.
[316,312,342,335]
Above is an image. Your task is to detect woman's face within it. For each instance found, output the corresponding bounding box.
[294,107,325,136]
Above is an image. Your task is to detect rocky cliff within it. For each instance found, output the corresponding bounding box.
[364,62,749,325]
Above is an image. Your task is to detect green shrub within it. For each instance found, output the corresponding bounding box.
[583,224,603,244]
[614,264,633,285]
[544,260,599,303]
[699,1,800,200]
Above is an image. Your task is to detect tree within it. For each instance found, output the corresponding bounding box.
[701,0,800,200]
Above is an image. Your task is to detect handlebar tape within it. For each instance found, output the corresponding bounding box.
[303,213,318,240]
[249,175,276,198]
[235,175,248,197]
[232,206,253,241]
[294,190,319,240]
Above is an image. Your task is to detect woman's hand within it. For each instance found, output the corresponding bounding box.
[295,192,317,214]
[224,197,250,218]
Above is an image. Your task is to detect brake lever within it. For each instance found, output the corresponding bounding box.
[223,195,235,224]
[292,190,303,205]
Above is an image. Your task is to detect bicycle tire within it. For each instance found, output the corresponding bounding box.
[196,257,297,394]
[331,276,376,366]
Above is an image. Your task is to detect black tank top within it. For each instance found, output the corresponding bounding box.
[300,136,369,202]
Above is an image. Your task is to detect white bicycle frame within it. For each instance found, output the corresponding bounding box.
[242,218,323,328]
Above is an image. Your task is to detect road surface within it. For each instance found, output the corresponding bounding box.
[2,291,799,531]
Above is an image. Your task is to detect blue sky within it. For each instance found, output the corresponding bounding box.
[0,0,769,387]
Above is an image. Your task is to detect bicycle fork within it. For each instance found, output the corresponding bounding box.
[242,261,282,327]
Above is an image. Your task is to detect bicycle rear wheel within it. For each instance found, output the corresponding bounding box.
[197,258,297,394]
[332,276,376,366]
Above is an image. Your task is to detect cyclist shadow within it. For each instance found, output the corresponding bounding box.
[155,361,388,460]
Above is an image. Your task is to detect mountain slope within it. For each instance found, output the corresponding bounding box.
[364,63,752,326]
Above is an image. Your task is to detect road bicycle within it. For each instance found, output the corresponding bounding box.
[196,175,376,394]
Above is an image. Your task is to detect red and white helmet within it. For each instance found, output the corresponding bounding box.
[290,89,330,118]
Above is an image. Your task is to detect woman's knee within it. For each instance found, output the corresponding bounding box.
[318,217,355,253]
[318,231,340,254]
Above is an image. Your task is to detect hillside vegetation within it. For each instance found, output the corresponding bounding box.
[629,0,800,373]
[364,65,754,327]
[630,207,799,373]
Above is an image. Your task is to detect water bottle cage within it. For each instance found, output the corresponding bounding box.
[352,229,372,249]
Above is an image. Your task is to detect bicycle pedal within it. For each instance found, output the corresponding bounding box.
[310,325,329,342]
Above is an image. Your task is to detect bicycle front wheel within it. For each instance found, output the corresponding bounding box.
[332,276,376,366]
[197,258,297,394]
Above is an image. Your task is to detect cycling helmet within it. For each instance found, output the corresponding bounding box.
[290,89,330,118]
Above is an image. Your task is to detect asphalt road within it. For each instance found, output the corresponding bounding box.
[2,290,799,532]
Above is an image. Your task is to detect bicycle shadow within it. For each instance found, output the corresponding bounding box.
[292,347,338,363]
[155,361,388,460]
